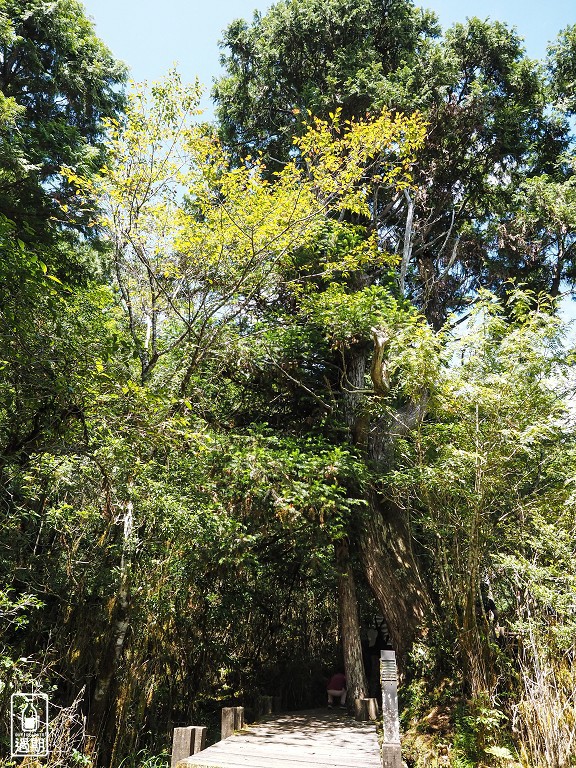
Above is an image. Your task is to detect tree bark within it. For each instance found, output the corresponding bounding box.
[359,493,431,661]
[88,501,133,766]
[335,540,368,701]
[341,341,433,667]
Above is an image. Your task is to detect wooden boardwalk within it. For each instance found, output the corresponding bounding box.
[177,709,381,768]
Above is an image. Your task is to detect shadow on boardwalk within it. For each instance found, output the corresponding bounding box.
[177,709,381,768]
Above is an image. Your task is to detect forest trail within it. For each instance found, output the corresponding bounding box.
[176,709,381,768]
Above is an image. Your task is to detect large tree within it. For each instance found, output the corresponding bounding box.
[214,0,439,167]
[0,0,127,473]
[213,0,576,662]
[0,0,126,251]
[215,1,573,325]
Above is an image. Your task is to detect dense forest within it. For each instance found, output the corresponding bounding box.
[1,0,576,766]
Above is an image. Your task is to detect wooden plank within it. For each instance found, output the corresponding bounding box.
[197,740,379,758]
[181,758,373,768]
[180,756,377,768]
[201,744,377,759]
[182,743,378,755]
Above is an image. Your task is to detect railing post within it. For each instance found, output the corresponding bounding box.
[221,706,245,740]
[354,697,379,721]
[257,695,273,716]
[235,706,245,731]
[171,726,207,767]
[380,650,402,768]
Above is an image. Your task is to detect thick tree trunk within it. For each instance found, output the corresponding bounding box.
[88,501,133,767]
[88,592,130,766]
[341,342,433,667]
[359,493,431,661]
[335,540,368,701]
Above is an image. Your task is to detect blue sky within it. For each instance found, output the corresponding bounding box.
[82,0,575,113]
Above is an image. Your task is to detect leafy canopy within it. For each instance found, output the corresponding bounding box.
[0,0,127,246]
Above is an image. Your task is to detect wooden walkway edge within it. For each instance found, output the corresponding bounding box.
[176,709,381,768]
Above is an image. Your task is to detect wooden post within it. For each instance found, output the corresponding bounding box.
[354,697,379,721]
[171,726,207,768]
[257,695,273,716]
[221,708,235,740]
[234,706,245,731]
[380,650,402,768]
[221,706,245,740]
[192,727,207,754]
